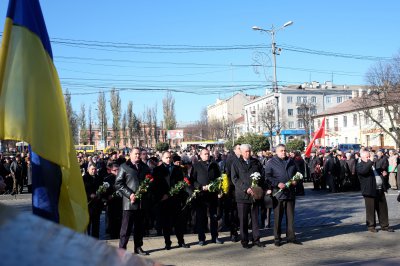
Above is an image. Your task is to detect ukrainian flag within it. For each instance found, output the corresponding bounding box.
[0,0,89,232]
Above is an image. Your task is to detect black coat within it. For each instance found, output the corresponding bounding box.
[357,160,379,197]
[231,157,264,204]
[189,160,221,201]
[264,156,297,200]
[115,160,151,211]
[152,163,187,204]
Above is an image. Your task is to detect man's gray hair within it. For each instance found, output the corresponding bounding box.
[240,144,251,151]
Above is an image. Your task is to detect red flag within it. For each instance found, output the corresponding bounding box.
[305,118,326,157]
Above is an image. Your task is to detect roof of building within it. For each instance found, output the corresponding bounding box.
[234,115,245,124]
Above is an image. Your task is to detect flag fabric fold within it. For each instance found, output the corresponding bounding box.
[0,0,88,232]
[305,117,326,157]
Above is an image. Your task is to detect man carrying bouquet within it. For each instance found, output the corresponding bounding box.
[115,147,151,255]
[152,151,190,250]
[231,144,265,249]
[265,144,301,246]
[190,149,224,246]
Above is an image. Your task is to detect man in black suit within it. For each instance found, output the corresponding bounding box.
[357,149,394,233]
[190,149,223,246]
[152,151,190,250]
[265,144,301,246]
[115,147,151,255]
[231,144,264,249]
[83,163,103,238]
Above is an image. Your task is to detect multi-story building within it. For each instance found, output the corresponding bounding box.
[207,92,258,123]
[313,90,399,149]
[244,81,363,144]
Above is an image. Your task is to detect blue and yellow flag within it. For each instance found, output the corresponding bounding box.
[0,0,89,232]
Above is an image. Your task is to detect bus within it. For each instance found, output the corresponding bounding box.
[75,144,95,154]
[180,140,225,151]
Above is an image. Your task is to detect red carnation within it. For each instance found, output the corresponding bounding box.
[184,177,190,185]
[145,174,153,180]
[150,178,154,182]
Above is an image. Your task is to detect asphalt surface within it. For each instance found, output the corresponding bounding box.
[2,184,400,265]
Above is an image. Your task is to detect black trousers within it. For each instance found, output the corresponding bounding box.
[119,210,144,249]
[87,205,101,238]
[273,199,295,241]
[237,202,260,244]
[195,196,218,241]
[159,200,186,245]
[364,192,389,229]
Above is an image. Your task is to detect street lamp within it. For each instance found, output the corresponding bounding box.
[252,21,293,147]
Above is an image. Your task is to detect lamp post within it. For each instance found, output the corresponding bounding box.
[252,21,293,147]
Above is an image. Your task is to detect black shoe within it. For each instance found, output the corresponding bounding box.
[231,235,240,242]
[274,240,281,247]
[287,239,302,245]
[134,247,149,256]
[198,241,206,246]
[382,228,395,232]
[165,245,171,250]
[178,243,190,248]
[242,243,251,249]
[211,238,224,244]
[253,241,265,248]
[10,191,16,196]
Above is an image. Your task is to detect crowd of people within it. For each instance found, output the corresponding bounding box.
[1,143,400,255]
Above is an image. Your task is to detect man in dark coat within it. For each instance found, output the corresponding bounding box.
[231,144,264,249]
[115,147,151,255]
[190,148,223,246]
[223,144,241,242]
[308,151,322,190]
[357,150,393,233]
[323,152,337,192]
[265,144,301,246]
[83,163,103,238]
[152,151,190,250]
[103,162,122,239]
[374,150,390,190]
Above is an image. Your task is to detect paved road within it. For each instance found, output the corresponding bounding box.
[2,185,400,265]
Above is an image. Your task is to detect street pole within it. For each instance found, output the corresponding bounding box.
[252,21,293,148]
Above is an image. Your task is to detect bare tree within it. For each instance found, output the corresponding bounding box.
[259,104,276,149]
[296,102,317,144]
[142,111,148,147]
[88,105,93,145]
[121,111,127,147]
[64,89,79,144]
[355,56,400,147]
[127,101,141,147]
[163,91,177,130]
[110,88,121,147]
[97,91,107,146]
[152,104,158,144]
[79,103,88,144]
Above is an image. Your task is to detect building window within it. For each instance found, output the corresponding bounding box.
[355,137,358,143]
[326,118,329,129]
[337,96,343,103]
[378,110,383,122]
[107,131,111,137]
[297,96,302,103]
[343,116,347,127]
[311,96,317,103]
[345,137,348,143]
[303,97,307,103]
[288,109,293,116]
[287,96,292,103]
[288,121,295,129]
[107,141,110,146]
[298,120,304,128]
[311,108,317,115]
[353,114,358,126]
[297,108,304,115]
[317,119,321,128]
[365,115,369,125]
[334,117,338,131]
[326,96,331,104]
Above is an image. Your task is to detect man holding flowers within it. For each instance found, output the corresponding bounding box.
[264,144,301,246]
[190,148,224,246]
[115,147,151,255]
[231,144,265,249]
[152,151,190,250]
